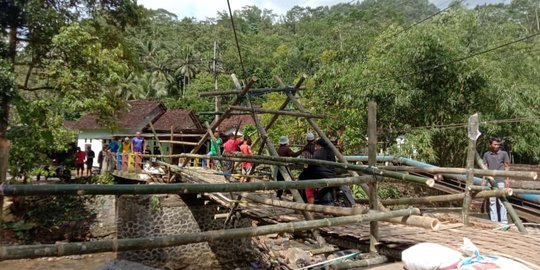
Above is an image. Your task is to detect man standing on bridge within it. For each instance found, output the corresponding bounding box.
[482,137,510,224]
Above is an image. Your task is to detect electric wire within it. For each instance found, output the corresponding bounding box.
[226,0,247,79]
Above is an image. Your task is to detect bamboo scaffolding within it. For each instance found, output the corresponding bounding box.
[376,189,513,205]
[0,208,419,261]
[183,76,257,166]
[231,74,326,246]
[158,140,199,146]
[252,75,306,153]
[512,189,540,194]
[239,192,368,216]
[507,180,540,189]
[239,192,440,230]
[2,176,374,197]
[171,153,435,187]
[377,166,537,180]
[229,106,324,118]
[199,85,299,97]
[474,152,527,234]
[285,92,391,215]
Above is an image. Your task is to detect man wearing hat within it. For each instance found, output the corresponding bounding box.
[276,136,302,199]
[302,132,316,160]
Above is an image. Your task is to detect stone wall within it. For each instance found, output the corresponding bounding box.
[116,194,261,270]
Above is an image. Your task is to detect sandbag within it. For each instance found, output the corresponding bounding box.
[402,242,463,270]
[459,238,532,270]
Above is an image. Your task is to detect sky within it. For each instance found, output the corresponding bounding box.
[137,0,510,21]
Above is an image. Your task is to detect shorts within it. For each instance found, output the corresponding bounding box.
[86,159,93,167]
[242,166,253,175]
[75,163,84,169]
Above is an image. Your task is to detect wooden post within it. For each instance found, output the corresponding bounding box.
[475,152,527,234]
[169,126,173,181]
[368,101,379,254]
[462,114,480,225]
[0,138,10,246]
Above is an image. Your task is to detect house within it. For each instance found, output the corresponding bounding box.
[218,114,256,136]
[65,100,204,167]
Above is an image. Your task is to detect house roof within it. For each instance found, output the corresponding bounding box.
[218,115,256,134]
[152,109,203,132]
[66,100,165,130]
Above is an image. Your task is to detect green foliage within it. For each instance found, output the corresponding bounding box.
[93,173,115,185]
[352,184,402,200]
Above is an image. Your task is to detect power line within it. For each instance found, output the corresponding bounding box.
[361,31,540,89]
[226,0,247,80]
[382,116,540,134]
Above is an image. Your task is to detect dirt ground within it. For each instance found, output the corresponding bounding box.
[0,252,116,270]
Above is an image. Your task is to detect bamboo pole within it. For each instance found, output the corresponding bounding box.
[377,166,537,180]
[475,152,527,234]
[507,180,540,189]
[183,76,257,166]
[240,192,439,230]
[239,192,368,216]
[199,85,299,97]
[0,208,419,261]
[512,189,540,195]
[333,255,389,270]
[377,189,513,205]
[229,106,324,118]
[159,140,198,146]
[2,176,374,197]
[172,153,435,187]
[367,101,379,254]
[148,121,165,160]
[253,75,306,154]
[233,74,326,247]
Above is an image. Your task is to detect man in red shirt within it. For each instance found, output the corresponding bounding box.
[222,135,243,181]
[74,147,86,178]
[239,137,253,182]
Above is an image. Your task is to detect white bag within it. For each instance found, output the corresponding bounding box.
[402,242,463,270]
[459,238,532,270]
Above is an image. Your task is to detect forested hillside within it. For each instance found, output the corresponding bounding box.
[1,0,539,177]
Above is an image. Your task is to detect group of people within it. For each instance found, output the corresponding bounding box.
[74,146,95,177]
[97,131,148,173]
[206,132,254,182]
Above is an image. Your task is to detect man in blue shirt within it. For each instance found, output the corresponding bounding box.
[131,132,145,154]
[482,137,510,224]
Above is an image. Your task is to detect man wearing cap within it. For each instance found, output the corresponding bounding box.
[276,136,302,199]
[302,132,316,160]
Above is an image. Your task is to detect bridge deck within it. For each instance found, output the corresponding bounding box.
[180,167,540,268]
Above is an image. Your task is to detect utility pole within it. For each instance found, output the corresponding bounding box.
[213,41,221,123]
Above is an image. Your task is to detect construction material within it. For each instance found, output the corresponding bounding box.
[378,166,537,180]
[2,176,374,196]
[377,189,513,205]
[333,255,389,270]
[229,106,324,118]
[0,208,420,260]
[367,101,379,254]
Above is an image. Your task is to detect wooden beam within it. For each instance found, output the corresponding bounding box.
[368,101,379,254]
[199,86,300,97]
[229,106,324,118]
[159,140,198,146]
[377,166,537,180]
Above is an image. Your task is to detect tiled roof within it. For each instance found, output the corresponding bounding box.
[152,109,202,132]
[218,115,256,132]
[67,100,165,130]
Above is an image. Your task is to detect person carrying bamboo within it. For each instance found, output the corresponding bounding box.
[222,134,243,181]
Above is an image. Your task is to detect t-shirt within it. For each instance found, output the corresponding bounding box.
[75,151,86,164]
[86,150,95,162]
[483,150,510,183]
[223,138,242,154]
[121,141,130,153]
[210,138,222,155]
[132,137,145,153]
[240,144,252,168]
[108,141,120,153]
